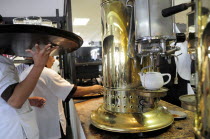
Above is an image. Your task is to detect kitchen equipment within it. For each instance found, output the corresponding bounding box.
[179,94,196,112]
[90,0,185,133]
[0,24,83,56]
[74,46,102,83]
[139,72,171,90]
[194,0,210,138]
[160,0,210,138]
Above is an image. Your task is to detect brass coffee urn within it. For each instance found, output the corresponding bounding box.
[91,0,182,133]
[194,0,210,138]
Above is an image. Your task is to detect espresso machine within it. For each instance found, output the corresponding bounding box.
[91,0,184,133]
[152,0,210,137]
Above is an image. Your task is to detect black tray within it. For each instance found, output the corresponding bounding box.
[0,24,83,56]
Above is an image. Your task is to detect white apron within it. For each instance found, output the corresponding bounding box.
[69,99,86,139]
[17,100,39,139]
[172,25,194,95]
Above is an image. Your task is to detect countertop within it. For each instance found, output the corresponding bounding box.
[75,97,195,139]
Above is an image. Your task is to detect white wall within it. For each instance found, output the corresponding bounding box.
[0,0,64,17]
[174,0,191,24]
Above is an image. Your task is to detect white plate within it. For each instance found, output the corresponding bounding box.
[169,110,187,119]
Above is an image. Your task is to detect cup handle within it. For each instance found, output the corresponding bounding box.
[162,73,171,85]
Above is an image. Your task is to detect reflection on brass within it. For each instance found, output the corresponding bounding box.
[194,0,210,138]
[91,104,174,133]
[91,87,173,132]
[103,87,168,113]
[91,0,174,133]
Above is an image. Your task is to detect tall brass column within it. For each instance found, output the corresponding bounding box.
[194,0,210,138]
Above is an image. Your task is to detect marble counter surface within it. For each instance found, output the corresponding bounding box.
[75,97,195,139]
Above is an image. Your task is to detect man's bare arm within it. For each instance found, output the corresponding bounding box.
[7,44,57,108]
[73,85,104,97]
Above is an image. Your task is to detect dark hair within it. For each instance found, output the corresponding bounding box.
[0,15,3,23]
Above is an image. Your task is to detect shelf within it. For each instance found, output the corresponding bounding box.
[75,61,102,66]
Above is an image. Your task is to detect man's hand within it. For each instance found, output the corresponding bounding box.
[7,44,57,109]
[89,85,104,94]
[28,96,46,108]
[26,43,58,68]
[74,85,104,97]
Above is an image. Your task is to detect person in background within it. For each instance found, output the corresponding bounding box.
[0,42,57,139]
[51,56,60,74]
[161,24,191,106]
[159,57,189,106]
[19,55,104,139]
[49,56,66,136]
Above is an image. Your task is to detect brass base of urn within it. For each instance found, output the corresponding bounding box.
[91,105,174,133]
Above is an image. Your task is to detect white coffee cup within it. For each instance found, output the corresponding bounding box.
[138,72,171,90]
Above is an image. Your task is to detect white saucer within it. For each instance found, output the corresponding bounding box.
[169,110,187,119]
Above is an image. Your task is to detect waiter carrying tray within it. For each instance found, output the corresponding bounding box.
[0,43,57,139]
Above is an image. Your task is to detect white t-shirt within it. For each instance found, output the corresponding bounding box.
[51,59,60,74]
[0,55,39,139]
[16,63,30,75]
[19,65,74,139]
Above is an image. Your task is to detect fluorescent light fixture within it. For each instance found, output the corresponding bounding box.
[73,18,90,26]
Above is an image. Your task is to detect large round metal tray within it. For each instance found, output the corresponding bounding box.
[0,24,83,56]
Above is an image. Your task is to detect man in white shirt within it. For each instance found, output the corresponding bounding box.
[0,43,57,139]
[19,56,103,139]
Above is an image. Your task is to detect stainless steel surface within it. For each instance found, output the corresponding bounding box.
[135,0,174,40]
[104,87,167,113]
[134,0,179,60]
[194,0,210,138]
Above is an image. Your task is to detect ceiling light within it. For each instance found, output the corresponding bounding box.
[73,18,90,26]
